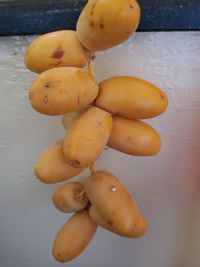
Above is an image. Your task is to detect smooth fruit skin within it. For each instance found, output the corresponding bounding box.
[52,182,88,213]
[95,76,168,119]
[34,140,85,184]
[89,206,147,238]
[63,107,113,168]
[25,30,89,73]
[77,0,141,51]
[29,67,98,116]
[108,116,161,156]
[85,171,139,236]
[52,210,97,263]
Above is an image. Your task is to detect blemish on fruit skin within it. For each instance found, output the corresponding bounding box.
[90,0,98,15]
[99,23,105,29]
[90,21,95,28]
[109,185,118,192]
[161,94,165,100]
[44,95,48,103]
[130,4,134,9]
[45,83,50,88]
[126,137,132,143]
[107,220,114,226]
[52,50,64,59]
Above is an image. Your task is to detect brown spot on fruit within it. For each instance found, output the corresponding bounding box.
[161,94,165,100]
[52,50,64,59]
[96,121,102,125]
[130,4,133,9]
[45,83,50,88]
[126,137,132,143]
[90,21,95,27]
[107,220,114,226]
[43,95,48,103]
[99,23,105,29]
[90,0,97,15]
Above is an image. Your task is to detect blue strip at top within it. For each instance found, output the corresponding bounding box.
[0,0,199,35]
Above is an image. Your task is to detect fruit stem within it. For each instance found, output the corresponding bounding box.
[90,162,96,174]
[88,53,95,74]
[77,189,86,198]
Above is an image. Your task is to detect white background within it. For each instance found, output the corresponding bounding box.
[0,32,200,267]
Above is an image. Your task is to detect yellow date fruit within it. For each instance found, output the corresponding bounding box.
[52,210,97,263]
[63,107,113,168]
[25,30,89,73]
[95,76,168,119]
[89,206,147,238]
[29,67,98,115]
[52,182,88,213]
[85,171,139,236]
[108,116,161,156]
[34,140,84,184]
[77,0,141,51]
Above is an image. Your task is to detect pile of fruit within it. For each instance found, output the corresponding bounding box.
[24,0,168,263]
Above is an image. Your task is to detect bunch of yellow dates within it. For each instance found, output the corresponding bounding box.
[24,0,168,263]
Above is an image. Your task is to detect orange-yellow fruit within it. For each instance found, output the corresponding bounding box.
[25,30,89,73]
[95,76,168,119]
[52,211,97,263]
[34,140,85,184]
[108,116,161,156]
[89,206,147,238]
[63,107,113,168]
[85,171,139,236]
[52,182,88,213]
[77,0,141,51]
[29,67,98,115]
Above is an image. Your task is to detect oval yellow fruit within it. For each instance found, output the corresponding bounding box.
[77,0,141,51]
[52,182,88,213]
[25,30,89,73]
[89,206,147,238]
[63,107,113,168]
[95,76,168,119]
[52,210,97,263]
[29,67,98,116]
[108,116,161,156]
[85,171,139,236]
[34,140,85,184]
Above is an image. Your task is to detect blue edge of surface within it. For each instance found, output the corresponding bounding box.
[0,0,200,36]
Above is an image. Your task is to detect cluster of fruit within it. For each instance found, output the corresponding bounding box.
[24,0,168,264]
